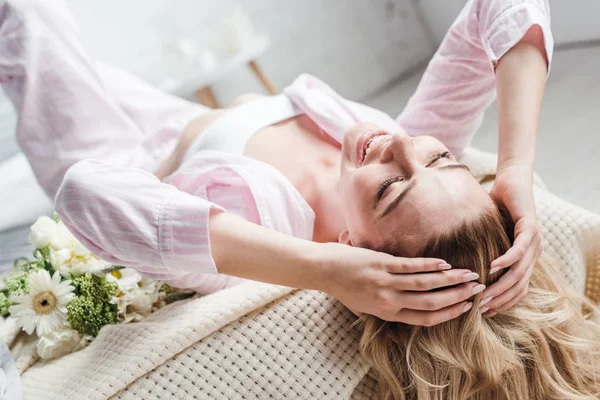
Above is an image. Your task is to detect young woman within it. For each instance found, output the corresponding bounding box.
[4,0,550,325]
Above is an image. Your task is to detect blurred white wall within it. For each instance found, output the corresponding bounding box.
[66,0,435,103]
[417,0,600,45]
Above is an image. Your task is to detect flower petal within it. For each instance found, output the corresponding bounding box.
[28,216,58,248]
[19,315,38,335]
[9,303,34,317]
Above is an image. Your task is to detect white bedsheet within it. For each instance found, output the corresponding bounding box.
[0,153,53,269]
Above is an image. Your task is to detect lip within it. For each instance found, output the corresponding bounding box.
[356,130,389,167]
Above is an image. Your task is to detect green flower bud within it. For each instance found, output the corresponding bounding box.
[66,273,119,337]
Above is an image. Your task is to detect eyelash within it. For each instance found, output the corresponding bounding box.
[376,151,452,200]
[427,151,452,166]
[377,176,401,199]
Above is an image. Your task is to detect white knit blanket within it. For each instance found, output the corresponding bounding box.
[5,149,600,399]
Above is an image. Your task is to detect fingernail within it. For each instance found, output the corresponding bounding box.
[479,296,493,307]
[479,306,490,314]
[461,272,479,282]
[462,303,473,313]
[488,311,497,317]
[438,263,452,270]
[489,267,500,275]
[471,284,486,296]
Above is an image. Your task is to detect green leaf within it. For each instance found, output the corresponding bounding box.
[164,291,196,304]
[101,265,125,274]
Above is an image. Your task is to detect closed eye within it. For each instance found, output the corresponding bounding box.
[377,176,402,200]
[426,151,452,167]
[376,151,454,203]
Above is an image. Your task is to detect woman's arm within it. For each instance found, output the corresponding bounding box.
[396,0,552,158]
[210,212,482,326]
[495,26,547,174]
[484,26,548,314]
[397,0,552,313]
[55,159,223,273]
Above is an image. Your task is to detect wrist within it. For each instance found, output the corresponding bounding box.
[301,242,335,292]
[497,158,533,174]
[496,162,534,186]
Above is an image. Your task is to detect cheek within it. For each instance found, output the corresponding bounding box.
[341,166,385,209]
[340,173,374,224]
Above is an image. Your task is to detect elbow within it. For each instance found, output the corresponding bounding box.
[54,159,121,263]
[54,159,96,220]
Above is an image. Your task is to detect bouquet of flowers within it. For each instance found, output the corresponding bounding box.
[0,214,194,360]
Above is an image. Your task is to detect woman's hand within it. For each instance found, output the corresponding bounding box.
[316,242,483,326]
[483,165,543,315]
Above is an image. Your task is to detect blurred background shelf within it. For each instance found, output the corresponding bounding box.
[159,35,277,108]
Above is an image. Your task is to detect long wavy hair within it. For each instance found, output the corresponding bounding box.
[355,206,600,400]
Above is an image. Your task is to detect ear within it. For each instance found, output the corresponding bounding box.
[337,229,353,246]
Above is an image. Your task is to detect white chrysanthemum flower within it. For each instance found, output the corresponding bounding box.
[50,248,72,267]
[9,270,75,336]
[28,216,58,248]
[50,221,89,253]
[127,290,153,317]
[52,249,109,278]
[111,288,153,323]
[36,325,81,360]
[138,276,158,295]
[106,268,142,292]
[48,221,110,278]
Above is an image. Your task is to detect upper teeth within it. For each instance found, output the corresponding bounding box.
[363,136,385,159]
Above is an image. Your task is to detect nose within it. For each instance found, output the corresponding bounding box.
[380,133,417,171]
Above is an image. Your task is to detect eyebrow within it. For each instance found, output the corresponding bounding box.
[438,163,470,172]
[380,163,470,218]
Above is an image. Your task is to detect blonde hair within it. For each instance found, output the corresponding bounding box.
[356,206,600,400]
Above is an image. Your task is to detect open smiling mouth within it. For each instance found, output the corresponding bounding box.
[357,131,389,166]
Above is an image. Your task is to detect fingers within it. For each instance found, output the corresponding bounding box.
[484,234,540,300]
[386,257,450,274]
[399,282,485,311]
[491,219,542,271]
[483,256,531,301]
[482,239,538,315]
[490,228,532,271]
[395,301,473,326]
[393,269,480,291]
[486,262,535,313]
[490,286,527,315]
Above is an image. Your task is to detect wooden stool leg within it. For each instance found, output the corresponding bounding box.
[248,60,278,95]
[195,86,220,108]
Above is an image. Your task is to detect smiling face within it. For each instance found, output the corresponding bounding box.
[338,122,495,256]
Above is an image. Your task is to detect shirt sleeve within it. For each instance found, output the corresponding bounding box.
[54,159,223,274]
[396,0,553,158]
